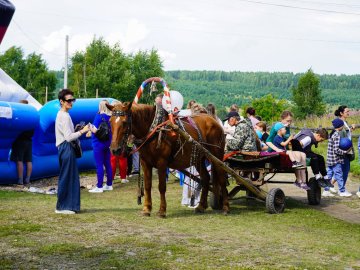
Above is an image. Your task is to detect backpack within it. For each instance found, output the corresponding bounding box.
[95,117,110,141]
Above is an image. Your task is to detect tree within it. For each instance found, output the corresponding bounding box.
[249,94,289,123]
[0,46,57,104]
[292,69,325,119]
[0,46,26,86]
[24,53,57,103]
[69,38,164,103]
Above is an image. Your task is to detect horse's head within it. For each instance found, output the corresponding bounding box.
[106,101,133,156]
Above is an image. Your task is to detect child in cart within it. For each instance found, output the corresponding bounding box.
[290,127,333,188]
[272,122,310,190]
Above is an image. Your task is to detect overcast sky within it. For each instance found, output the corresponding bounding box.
[2,0,360,74]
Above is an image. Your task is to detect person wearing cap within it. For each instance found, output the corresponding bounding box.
[272,122,310,190]
[226,115,258,152]
[324,118,353,197]
[223,111,242,140]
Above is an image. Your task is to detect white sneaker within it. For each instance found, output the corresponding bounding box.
[329,187,337,194]
[321,190,335,197]
[188,203,199,209]
[356,191,360,198]
[121,179,129,183]
[338,190,352,197]
[103,184,113,191]
[55,210,75,214]
[322,190,335,197]
[89,187,103,193]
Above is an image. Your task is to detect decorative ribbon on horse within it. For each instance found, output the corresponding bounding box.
[133,77,174,124]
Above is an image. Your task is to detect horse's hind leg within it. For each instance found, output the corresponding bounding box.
[141,161,153,216]
[213,164,229,214]
[157,165,167,218]
[194,159,210,213]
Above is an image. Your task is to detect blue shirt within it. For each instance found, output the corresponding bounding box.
[267,122,290,152]
[91,113,112,148]
[273,135,286,151]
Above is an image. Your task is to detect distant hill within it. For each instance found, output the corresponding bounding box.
[164,70,360,109]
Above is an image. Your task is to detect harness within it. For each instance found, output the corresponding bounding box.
[112,109,132,154]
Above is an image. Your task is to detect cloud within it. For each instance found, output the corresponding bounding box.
[157,50,177,68]
[69,34,94,54]
[107,19,149,52]
[41,26,93,55]
[317,14,360,25]
[42,26,71,52]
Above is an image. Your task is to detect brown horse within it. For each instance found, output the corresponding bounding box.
[106,102,228,217]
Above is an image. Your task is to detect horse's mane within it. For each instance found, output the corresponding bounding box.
[132,103,155,119]
[131,103,156,136]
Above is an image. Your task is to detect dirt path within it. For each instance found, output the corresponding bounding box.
[265,173,360,224]
[1,172,359,224]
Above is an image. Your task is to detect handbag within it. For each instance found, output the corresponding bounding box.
[70,139,82,158]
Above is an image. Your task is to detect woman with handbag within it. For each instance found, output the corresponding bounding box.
[335,105,355,197]
[55,89,89,214]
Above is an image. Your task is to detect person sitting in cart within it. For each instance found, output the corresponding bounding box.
[223,111,241,140]
[226,116,258,152]
[272,122,310,190]
[290,127,333,188]
[266,111,293,152]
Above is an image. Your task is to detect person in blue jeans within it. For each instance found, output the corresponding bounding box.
[323,118,352,197]
[89,100,113,193]
[335,105,355,195]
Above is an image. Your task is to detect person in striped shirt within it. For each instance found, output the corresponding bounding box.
[324,118,352,197]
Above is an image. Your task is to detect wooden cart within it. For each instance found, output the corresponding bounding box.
[170,123,321,214]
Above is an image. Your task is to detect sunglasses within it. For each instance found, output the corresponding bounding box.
[64,98,76,103]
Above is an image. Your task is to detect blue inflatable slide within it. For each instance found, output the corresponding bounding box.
[0,98,114,184]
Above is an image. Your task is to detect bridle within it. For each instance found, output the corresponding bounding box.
[112,109,132,154]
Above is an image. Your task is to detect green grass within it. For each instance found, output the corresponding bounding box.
[0,178,359,269]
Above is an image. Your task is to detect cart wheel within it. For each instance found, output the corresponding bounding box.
[266,188,285,214]
[307,177,321,205]
[209,192,223,210]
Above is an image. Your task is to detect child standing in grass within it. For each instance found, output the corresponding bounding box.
[272,122,309,190]
[324,119,352,197]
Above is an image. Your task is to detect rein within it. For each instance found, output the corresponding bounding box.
[129,116,179,155]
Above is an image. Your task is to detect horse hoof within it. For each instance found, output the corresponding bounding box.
[222,210,229,216]
[142,211,151,217]
[157,211,166,218]
[194,206,205,214]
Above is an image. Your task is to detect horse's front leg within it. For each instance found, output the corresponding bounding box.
[141,160,153,216]
[157,164,167,218]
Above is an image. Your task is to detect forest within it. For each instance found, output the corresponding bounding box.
[164,70,360,110]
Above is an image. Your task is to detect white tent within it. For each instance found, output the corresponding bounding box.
[0,68,42,110]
